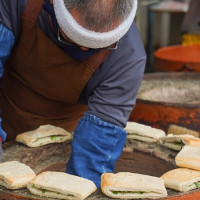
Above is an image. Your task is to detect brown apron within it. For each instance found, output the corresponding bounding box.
[0,0,111,141]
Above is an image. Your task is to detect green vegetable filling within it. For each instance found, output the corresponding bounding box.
[33,135,64,143]
[163,140,185,147]
[174,140,184,146]
[194,182,200,188]
[41,188,46,194]
[131,133,140,136]
[51,136,57,141]
[128,133,154,139]
[112,191,146,195]
[31,184,75,197]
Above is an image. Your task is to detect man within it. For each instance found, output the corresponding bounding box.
[0,0,146,187]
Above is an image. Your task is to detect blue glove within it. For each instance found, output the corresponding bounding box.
[66,113,126,188]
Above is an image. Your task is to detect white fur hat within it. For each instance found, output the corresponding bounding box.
[53,0,137,49]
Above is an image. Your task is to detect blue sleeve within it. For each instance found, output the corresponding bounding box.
[86,23,146,128]
[87,55,146,128]
[0,23,15,141]
[66,113,126,187]
[0,23,15,77]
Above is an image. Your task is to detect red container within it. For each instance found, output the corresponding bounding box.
[129,72,200,135]
[154,45,200,72]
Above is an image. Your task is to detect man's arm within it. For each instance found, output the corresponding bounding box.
[0,23,15,145]
[79,22,147,128]
[0,23,15,77]
[67,56,146,187]
[67,23,146,187]
[0,23,15,161]
[67,61,145,187]
[0,0,22,162]
[67,113,127,188]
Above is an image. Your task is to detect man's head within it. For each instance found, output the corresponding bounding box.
[64,0,133,32]
[53,0,137,48]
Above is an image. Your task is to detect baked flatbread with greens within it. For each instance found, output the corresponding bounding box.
[16,124,72,147]
[161,168,200,192]
[159,134,197,151]
[124,122,166,142]
[0,161,36,189]
[27,171,97,200]
[101,172,167,199]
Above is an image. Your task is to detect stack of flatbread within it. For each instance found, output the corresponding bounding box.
[27,171,97,200]
[124,122,166,143]
[158,134,199,151]
[16,124,72,147]
[101,172,168,199]
[161,143,200,192]
[0,161,36,189]
[161,168,200,192]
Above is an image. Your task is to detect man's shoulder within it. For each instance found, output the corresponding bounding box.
[109,22,146,62]
[0,0,27,13]
[124,22,145,52]
[0,0,28,35]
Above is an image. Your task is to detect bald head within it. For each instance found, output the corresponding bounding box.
[64,0,133,32]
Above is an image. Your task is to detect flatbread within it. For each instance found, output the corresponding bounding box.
[159,134,197,151]
[27,171,97,200]
[167,124,199,138]
[175,145,200,170]
[16,124,72,147]
[101,172,167,199]
[124,122,166,143]
[161,168,200,192]
[185,137,200,147]
[0,161,36,189]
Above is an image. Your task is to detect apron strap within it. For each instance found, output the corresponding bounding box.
[23,0,45,22]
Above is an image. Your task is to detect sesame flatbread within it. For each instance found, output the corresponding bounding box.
[101,172,167,199]
[161,168,200,192]
[16,124,72,147]
[27,171,97,200]
[124,122,166,143]
[0,161,36,189]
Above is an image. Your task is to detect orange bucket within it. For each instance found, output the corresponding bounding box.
[154,45,200,72]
